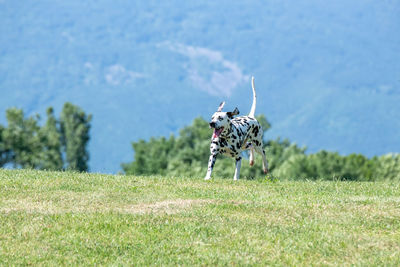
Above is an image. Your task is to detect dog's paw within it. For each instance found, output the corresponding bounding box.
[204,176,211,180]
[249,160,254,166]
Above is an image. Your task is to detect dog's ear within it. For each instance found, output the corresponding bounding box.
[227,107,240,118]
[217,101,225,112]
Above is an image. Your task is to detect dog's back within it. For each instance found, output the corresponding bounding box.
[231,116,263,146]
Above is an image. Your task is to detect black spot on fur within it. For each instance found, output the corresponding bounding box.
[211,158,216,168]
[252,126,259,136]
[221,139,228,146]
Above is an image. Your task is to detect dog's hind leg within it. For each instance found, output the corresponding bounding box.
[245,142,255,166]
[255,145,268,174]
[249,148,255,166]
[233,156,242,180]
[244,142,255,166]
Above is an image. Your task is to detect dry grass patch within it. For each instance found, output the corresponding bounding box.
[119,199,215,214]
[0,196,215,215]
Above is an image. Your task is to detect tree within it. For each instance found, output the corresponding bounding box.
[265,138,306,173]
[2,108,42,168]
[39,107,63,170]
[60,103,92,172]
[0,125,12,167]
[122,136,176,175]
[0,103,91,171]
[255,114,271,133]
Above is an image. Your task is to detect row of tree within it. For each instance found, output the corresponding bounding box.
[122,116,400,181]
[0,103,91,171]
[1,104,398,181]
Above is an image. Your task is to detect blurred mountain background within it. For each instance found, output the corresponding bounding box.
[1,0,399,173]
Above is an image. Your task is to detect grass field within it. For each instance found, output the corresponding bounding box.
[0,169,400,266]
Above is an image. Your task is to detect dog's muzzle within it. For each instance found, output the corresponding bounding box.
[209,122,216,128]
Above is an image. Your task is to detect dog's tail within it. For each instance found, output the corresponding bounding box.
[248,76,257,118]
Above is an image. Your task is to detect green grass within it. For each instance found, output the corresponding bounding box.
[1,169,400,266]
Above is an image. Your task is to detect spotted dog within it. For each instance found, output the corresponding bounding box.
[205,77,268,180]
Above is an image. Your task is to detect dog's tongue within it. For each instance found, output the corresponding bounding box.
[213,128,224,138]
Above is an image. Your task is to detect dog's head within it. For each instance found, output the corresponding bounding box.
[209,102,239,138]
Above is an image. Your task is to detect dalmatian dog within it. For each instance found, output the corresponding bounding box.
[205,77,268,180]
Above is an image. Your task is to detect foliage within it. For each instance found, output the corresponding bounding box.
[0,103,91,171]
[375,154,400,180]
[265,137,306,173]
[39,107,63,170]
[1,108,42,168]
[122,117,211,177]
[122,136,176,176]
[274,151,377,181]
[124,115,400,181]
[0,125,11,167]
[60,103,92,172]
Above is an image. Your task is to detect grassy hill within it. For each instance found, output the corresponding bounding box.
[1,169,400,265]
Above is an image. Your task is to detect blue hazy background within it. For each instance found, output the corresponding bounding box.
[1,0,399,173]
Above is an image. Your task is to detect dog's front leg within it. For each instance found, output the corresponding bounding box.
[204,153,217,180]
[233,156,242,180]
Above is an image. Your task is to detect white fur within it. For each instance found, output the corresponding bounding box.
[248,76,257,118]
